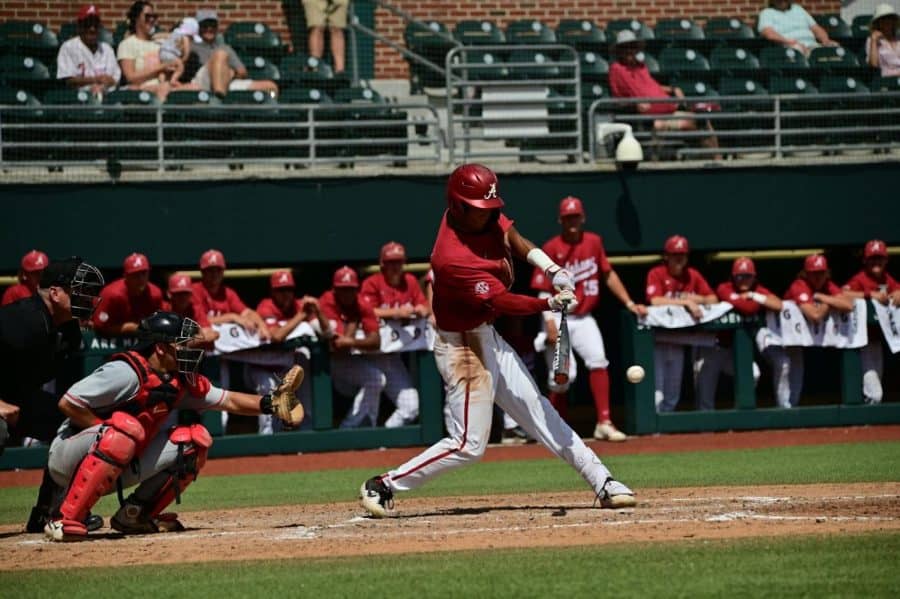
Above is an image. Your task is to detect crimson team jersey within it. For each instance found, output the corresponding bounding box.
[319,290,379,336]
[645,265,713,302]
[1,284,33,306]
[92,278,164,334]
[192,282,248,318]
[256,297,306,329]
[160,299,211,327]
[360,272,427,309]
[784,278,842,304]
[431,211,516,331]
[716,281,776,316]
[530,232,611,316]
[843,270,900,295]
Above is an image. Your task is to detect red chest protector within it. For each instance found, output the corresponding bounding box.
[109,351,210,452]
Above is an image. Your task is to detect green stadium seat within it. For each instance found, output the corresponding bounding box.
[0,21,59,65]
[112,22,129,48]
[871,75,900,92]
[224,22,284,62]
[0,55,52,97]
[557,20,607,54]
[454,20,505,45]
[654,18,705,52]
[506,20,556,45]
[161,90,230,161]
[279,87,333,104]
[818,74,870,93]
[453,49,508,81]
[243,55,281,81]
[809,46,873,81]
[276,87,342,160]
[221,90,284,160]
[769,75,819,95]
[0,88,47,162]
[579,51,609,82]
[718,77,767,98]
[508,49,562,79]
[280,53,347,94]
[659,47,711,83]
[710,46,760,78]
[58,22,115,47]
[607,19,654,41]
[715,78,770,150]
[333,86,408,163]
[818,75,875,144]
[635,51,660,75]
[851,15,873,39]
[704,18,756,42]
[813,14,853,40]
[404,21,456,92]
[672,79,718,98]
[42,88,101,105]
[760,45,810,74]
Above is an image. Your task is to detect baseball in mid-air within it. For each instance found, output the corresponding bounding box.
[626,365,645,384]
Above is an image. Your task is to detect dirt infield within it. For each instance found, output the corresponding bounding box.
[2,482,898,571]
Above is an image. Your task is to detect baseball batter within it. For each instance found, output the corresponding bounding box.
[359,164,636,517]
[360,241,428,428]
[645,235,718,412]
[43,311,303,541]
[694,257,781,410]
[842,240,900,404]
[530,196,647,441]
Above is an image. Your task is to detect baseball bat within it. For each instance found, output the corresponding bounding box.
[552,302,571,385]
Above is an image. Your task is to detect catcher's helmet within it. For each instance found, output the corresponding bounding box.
[446,163,504,217]
[138,311,205,384]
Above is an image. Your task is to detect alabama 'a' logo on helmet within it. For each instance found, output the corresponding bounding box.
[279,273,290,285]
[483,183,498,200]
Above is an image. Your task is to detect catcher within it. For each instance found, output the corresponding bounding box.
[43,311,303,541]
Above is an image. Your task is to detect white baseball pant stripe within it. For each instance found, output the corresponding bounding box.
[542,313,609,393]
[763,347,804,408]
[383,324,616,495]
[693,345,761,410]
[860,338,884,405]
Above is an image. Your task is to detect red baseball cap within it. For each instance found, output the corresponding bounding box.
[558,196,584,217]
[270,270,295,289]
[664,235,689,254]
[77,4,102,22]
[864,239,888,259]
[732,257,756,276]
[333,266,359,288]
[380,241,406,263]
[200,249,226,270]
[21,250,48,272]
[804,254,828,272]
[168,273,193,294]
[123,252,150,274]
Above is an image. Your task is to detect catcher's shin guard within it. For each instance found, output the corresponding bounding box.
[141,424,212,522]
[56,413,145,536]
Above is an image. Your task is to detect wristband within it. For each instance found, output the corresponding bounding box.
[526,248,557,274]
[626,300,636,308]
[750,292,767,304]
[259,393,273,415]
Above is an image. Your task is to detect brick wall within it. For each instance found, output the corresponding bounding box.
[1,1,842,79]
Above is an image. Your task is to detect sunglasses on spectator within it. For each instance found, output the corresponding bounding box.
[199,20,218,29]
[142,13,158,21]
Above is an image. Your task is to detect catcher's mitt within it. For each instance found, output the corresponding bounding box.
[271,365,305,426]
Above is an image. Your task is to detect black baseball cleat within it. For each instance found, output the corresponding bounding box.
[27,508,103,533]
[359,476,395,518]
[501,425,535,445]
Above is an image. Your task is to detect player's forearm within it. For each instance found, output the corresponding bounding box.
[650,296,690,307]
[488,292,549,316]
[353,333,381,351]
[220,390,264,416]
[270,312,307,343]
[819,294,854,312]
[604,271,635,306]
[800,304,829,322]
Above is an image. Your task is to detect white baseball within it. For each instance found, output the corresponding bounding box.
[626,365,645,384]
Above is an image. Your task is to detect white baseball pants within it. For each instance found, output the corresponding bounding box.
[541,313,609,393]
[331,353,420,428]
[860,338,884,404]
[654,342,685,412]
[692,345,761,410]
[763,347,804,408]
[383,324,618,495]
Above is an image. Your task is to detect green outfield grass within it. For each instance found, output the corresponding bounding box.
[3,532,898,597]
[0,440,897,526]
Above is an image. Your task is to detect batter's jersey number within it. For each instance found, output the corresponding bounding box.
[583,280,599,296]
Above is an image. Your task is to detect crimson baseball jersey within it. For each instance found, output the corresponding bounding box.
[645,265,714,302]
[784,278,842,304]
[256,297,306,329]
[361,272,427,309]
[160,298,210,327]
[1,283,33,306]
[92,278,164,334]
[431,212,516,332]
[192,282,248,318]
[319,290,379,336]
[530,232,612,316]
[716,281,776,316]
[843,270,900,295]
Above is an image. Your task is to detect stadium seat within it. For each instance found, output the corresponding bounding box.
[704,18,756,43]
[279,87,333,104]
[112,22,129,48]
[813,14,853,40]
[506,20,556,45]
[42,87,101,105]
[243,55,281,81]
[58,22,114,46]
[635,51,660,75]
[606,19,654,41]
[454,20,505,45]
[101,89,161,161]
[162,90,230,161]
[851,15,872,39]
[659,47,711,83]
[0,88,46,162]
[0,21,59,65]
[557,20,607,54]
[0,55,53,97]
[710,46,760,78]
[871,75,900,92]
[277,87,342,160]
[333,86,408,163]
[453,49,508,81]
[818,75,875,144]
[280,53,346,94]
[715,78,771,150]
[224,22,284,62]
[818,74,870,94]
[759,45,810,74]
[672,79,718,98]
[768,75,819,95]
[404,21,456,92]
[508,49,562,79]
[579,51,609,82]
[654,18,705,52]
[221,90,284,160]
[809,46,871,81]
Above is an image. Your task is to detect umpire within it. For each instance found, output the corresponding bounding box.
[0,257,104,531]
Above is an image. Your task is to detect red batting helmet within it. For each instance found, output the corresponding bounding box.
[732,257,756,276]
[446,164,504,217]
[663,235,689,254]
[21,250,48,272]
[864,239,888,259]
[804,254,828,272]
[559,196,584,217]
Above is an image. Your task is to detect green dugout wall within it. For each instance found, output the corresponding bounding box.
[1,162,897,271]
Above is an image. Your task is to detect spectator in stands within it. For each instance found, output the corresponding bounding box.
[158,17,199,85]
[56,5,121,97]
[163,273,218,343]
[191,249,270,340]
[189,9,278,99]
[758,0,839,57]
[842,240,900,404]
[866,4,900,76]
[92,252,164,337]
[608,31,719,156]
[302,0,350,74]
[2,250,48,306]
[320,266,383,428]
[694,257,783,410]
[765,254,854,408]
[645,235,718,412]
[360,241,426,427]
[118,1,181,100]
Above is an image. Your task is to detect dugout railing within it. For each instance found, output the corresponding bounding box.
[620,304,900,435]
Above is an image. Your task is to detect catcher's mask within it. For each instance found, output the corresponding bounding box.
[138,311,205,384]
[40,257,105,319]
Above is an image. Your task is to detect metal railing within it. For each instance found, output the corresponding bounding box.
[587,91,900,162]
[0,102,442,172]
[445,44,582,164]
